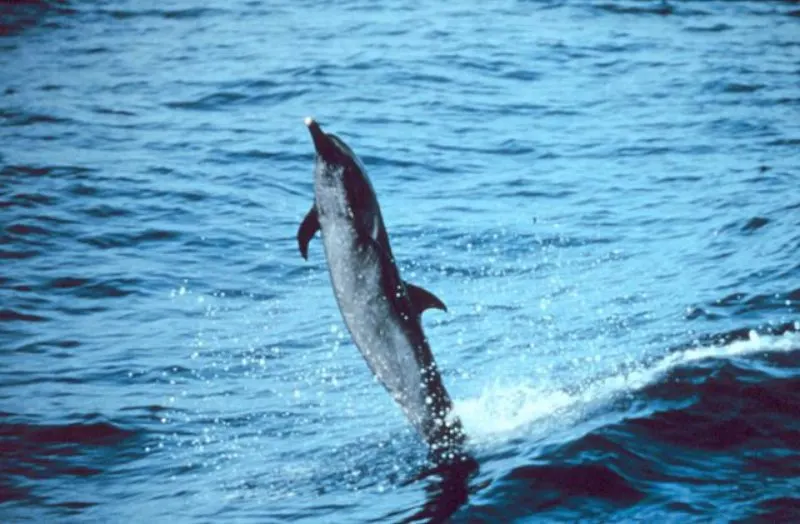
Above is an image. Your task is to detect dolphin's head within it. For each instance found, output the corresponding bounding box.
[304,117,367,181]
[304,117,379,229]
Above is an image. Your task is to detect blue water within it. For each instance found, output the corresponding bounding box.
[2,0,799,521]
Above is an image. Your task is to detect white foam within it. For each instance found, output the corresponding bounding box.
[456,384,574,438]
[454,328,800,443]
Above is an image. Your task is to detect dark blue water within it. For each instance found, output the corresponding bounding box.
[2,0,799,521]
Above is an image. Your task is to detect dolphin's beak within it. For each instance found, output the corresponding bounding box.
[304,117,334,158]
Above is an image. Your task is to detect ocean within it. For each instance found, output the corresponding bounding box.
[1,0,799,521]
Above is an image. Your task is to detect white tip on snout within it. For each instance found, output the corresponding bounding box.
[304,116,315,127]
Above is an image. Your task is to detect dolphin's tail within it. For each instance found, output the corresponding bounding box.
[404,430,478,487]
[426,415,474,468]
[416,362,473,469]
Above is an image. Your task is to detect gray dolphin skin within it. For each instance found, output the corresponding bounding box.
[297,117,470,467]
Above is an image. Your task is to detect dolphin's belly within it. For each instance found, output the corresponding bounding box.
[320,221,428,429]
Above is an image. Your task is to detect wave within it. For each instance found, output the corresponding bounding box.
[100,7,226,21]
[686,290,800,321]
[0,419,135,446]
[0,109,73,126]
[0,0,75,37]
[456,324,799,441]
[79,228,181,249]
[589,2,712,17]
[164,88,309,111]
[0,308,48,322]
[0,418,138,480]
[446,325,800,520]
[0,416,143,516]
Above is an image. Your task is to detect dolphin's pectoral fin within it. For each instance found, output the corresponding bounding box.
[405,282,447,314]
[297,205,320,260]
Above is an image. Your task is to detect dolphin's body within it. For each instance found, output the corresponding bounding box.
[297,117,469,465]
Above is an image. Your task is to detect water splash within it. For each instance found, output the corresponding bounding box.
[455,327,800,442]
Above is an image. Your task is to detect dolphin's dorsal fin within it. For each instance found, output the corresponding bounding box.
[297,205,319,260]
[405,282,447,314]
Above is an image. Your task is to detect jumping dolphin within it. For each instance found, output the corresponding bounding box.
[297,117,470,467]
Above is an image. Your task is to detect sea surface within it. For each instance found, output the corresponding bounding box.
[1,0,799,522]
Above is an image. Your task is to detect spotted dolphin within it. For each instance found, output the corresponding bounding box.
[297,117,470,466]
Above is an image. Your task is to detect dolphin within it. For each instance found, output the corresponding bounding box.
[297,117,471,467]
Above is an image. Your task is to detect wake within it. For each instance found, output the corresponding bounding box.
[455,324,800,443]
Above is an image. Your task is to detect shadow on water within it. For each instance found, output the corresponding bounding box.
[391,457,481,524]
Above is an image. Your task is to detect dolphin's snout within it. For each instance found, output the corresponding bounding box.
[304,116,332,157]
